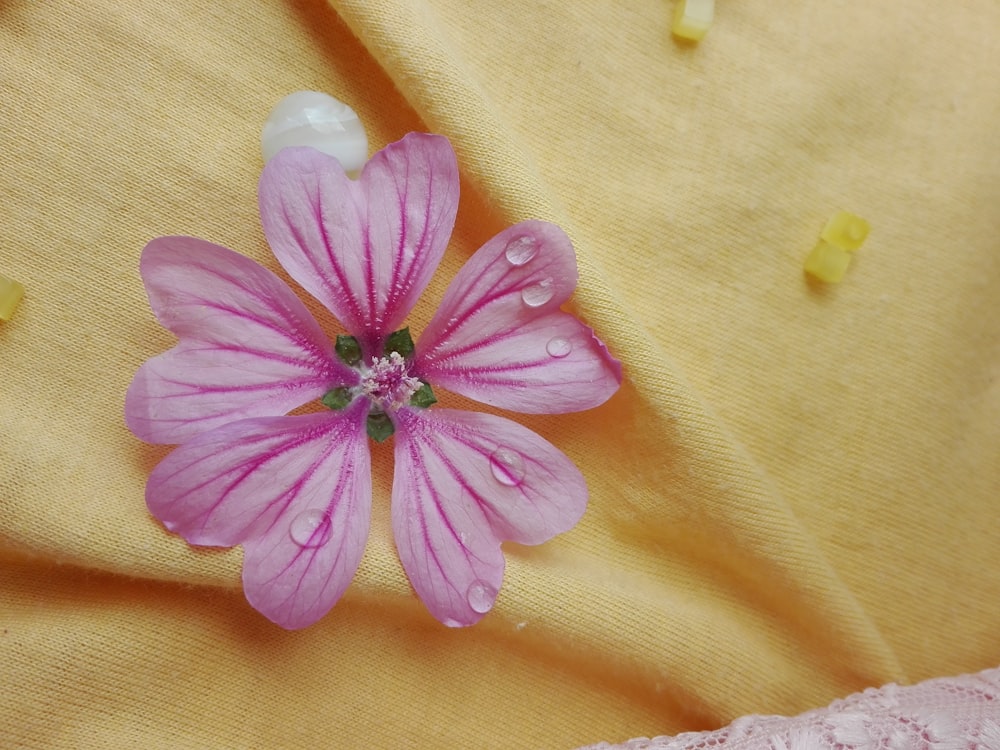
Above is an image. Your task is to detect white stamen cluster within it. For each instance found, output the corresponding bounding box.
[361,352,421,410]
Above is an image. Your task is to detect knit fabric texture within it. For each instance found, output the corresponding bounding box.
[1,1,998,747]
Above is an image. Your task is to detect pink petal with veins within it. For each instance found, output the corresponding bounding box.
[125,237,355,445]
[414,221,621,413]
[391,407,587,626]
[259,133,459,353]
[146,402,372,629]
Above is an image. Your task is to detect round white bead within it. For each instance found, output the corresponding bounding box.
[261,91,368,172]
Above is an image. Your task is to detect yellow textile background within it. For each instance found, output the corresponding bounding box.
[1,0,998,747]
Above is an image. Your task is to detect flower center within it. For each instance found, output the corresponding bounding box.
[361,352,421,411]
[323,330,436,442]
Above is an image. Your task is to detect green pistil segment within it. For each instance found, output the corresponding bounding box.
[335,335,362,366]
[409,381,437,409]
[366,411,394,442]
[321,387,353,411]
[383,327,414,359]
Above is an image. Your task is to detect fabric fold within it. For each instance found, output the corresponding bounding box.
[330,0,905,702]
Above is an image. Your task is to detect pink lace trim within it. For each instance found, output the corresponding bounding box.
[578,668,1000,750]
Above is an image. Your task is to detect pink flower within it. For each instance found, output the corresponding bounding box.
[125,133,621,629]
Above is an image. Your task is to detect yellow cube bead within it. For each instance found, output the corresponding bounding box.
[820,211,870,252]
[672,0,714,41]
[804,239,852,283]
[0,273,25,321]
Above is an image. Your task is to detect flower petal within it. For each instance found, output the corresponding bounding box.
[145,402,371,629]
[391,407,587,626]
[414,221,621,413]
[125,237,355,445]
[259,133,459,352]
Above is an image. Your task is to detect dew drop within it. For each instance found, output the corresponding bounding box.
[504,235,539,266]
[466,580,497,614]
[489,446,526,487]
[545,337,572,358]
[289,509,333,548]
[520,278,554,307]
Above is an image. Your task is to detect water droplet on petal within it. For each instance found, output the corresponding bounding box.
[520,278,554,307]
[289,509,333,548]
[466,580,497,614]
[504,235,539,266]
[545,337,572,358]
[489,447,526,486]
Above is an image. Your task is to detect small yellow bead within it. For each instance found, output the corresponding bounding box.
[804,240,852,283]
[0,273,25,321]
[672,0,714,41]
[820,211,870,252]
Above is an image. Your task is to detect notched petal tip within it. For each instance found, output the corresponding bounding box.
[259,132,459,345]
[391,408,587,627]
[361,132,457,176]
[145,406,372,629]
[127,236,354,444]
[415,220,621,413]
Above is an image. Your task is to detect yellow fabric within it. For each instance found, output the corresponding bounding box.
[1,0,998,747]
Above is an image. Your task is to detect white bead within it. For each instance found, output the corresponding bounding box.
[261,91,368,172]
